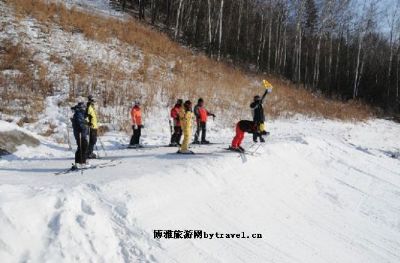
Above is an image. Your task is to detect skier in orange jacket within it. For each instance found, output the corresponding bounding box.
[129,101,143,148]
[193,98,215,144]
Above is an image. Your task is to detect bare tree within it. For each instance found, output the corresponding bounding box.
[386,1,399,97]
[217,0,224,61]
[353,0,379,99]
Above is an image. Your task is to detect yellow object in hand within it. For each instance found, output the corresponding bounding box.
[262,79,273,89]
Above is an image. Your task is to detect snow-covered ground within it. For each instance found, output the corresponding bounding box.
[1,118,399,263]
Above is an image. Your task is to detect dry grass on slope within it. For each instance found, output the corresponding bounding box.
[0,40,53,122]
[4,0,374,128]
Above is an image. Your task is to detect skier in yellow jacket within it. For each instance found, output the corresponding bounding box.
[178,100,194,154]
[86,95,98,159]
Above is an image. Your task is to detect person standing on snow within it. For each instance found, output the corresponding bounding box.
[193,98,215,144]
[250,89,270,143]
[230,120,267,152]
[170,99,183,146]
[129,101,143,148]
[86,95,98,159]
[178,100,194,154]
[71,102,89,169]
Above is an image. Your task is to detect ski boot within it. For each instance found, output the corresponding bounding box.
[81,162,91,169]
[201,140,210,144]
[87,153,97,159]
[71,163,78,171]
[228,146,244,153]
[177,150,194,154]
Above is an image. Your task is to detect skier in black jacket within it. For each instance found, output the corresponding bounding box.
[250,89,269,142]
[71,102,89,169]
[230,120,267,152]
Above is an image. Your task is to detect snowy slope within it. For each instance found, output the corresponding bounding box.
[1,118,399,263]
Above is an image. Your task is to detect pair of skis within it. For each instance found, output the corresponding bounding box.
[54,159,121,175]
[225,143,263,155]
[224,143,263,163]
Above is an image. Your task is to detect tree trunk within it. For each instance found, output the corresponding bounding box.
[217,0,224,61]
[175,0,184,39]
[334,29,342,89]
[165,0,171,25]
[328,34,333,83]
[267,10,272,72]
[235,0,243,60]
[207,0,213,55]
[387,32,394,97]
[353,31,363,99]
[138,0,145,20]
[282,21,287,73]
[256,14,265,69]
[396,52,399,106]
[397,51,399,101]
[192,0,202,43]
[313,35,322,88]
[298,25,302,84]
[150,0,158,24]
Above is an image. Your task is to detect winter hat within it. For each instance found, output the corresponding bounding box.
[184,100,192,110]
[254,95,261,101]
[198,98,204,104]
[78,102,86,109]
[72,102,85,111]
[88,95,95,102]
[176,99,183,105]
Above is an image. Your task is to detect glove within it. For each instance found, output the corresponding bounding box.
[134,124,138,129]
[141,125,145,128]
[212,114,216,118]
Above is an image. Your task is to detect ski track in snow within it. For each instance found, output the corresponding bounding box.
[0,118,400,263]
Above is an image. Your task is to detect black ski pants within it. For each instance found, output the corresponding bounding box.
[75,132,88,164]
[88,128,98,155]
[194,121,207,142]
[170,126,182,145]
[130,125,142,145]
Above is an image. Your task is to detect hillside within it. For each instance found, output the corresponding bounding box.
[0,0,372,140]
[1,0,400,263]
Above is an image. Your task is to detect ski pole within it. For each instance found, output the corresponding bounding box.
[66,124,72,151]
[98,136,107,157]
[95,144,101,159]
[79,133,83,175]
[169,119,173,136]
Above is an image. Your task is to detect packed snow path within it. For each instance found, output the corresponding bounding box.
[0,119,400,263]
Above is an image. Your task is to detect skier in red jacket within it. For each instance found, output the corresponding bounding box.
[230,120,266,152]
[169,99,183,146]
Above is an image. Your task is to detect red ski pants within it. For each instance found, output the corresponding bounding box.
[231,124,245,148]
